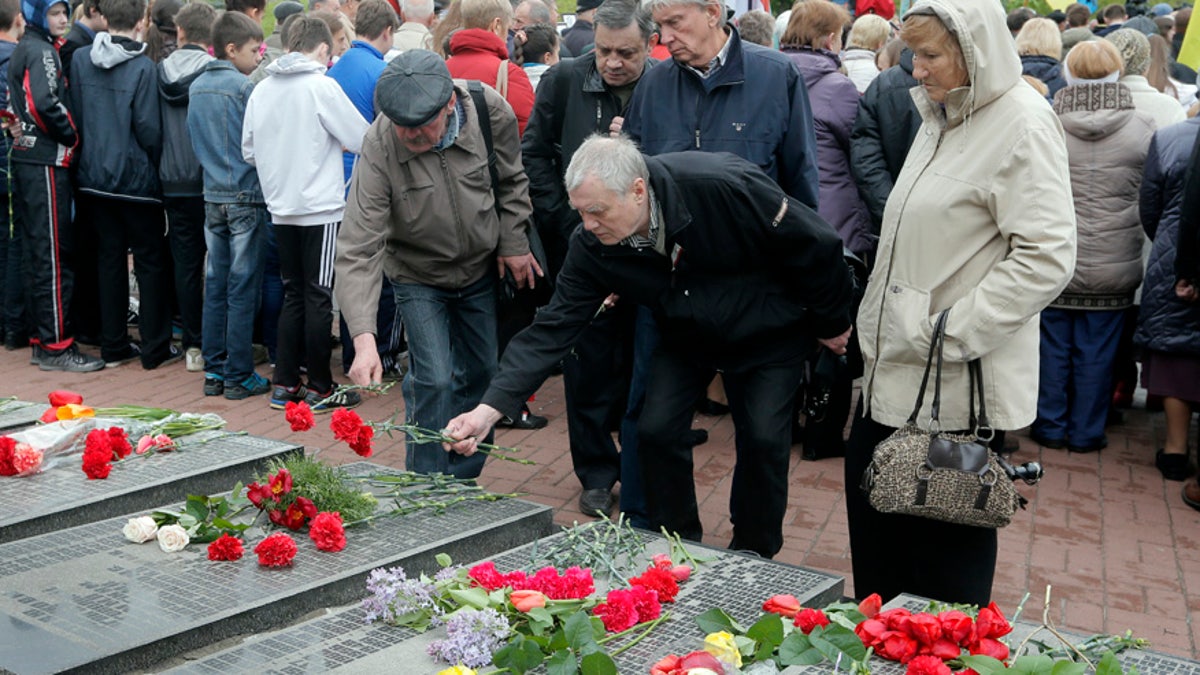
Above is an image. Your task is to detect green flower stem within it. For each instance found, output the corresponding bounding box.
[370,420,536,465]
[599,612,671,655]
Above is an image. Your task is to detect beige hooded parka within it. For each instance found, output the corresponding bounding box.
[856,0,1078,430]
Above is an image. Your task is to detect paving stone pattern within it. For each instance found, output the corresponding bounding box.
[0,463,553,675]
[0,432,301,543]
[0,399,49,431]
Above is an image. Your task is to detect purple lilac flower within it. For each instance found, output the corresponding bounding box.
[427,608,511,668]
[362,565,443,625]
[434,565,462,583]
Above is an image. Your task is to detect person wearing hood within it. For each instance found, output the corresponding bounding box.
[0,0,25,353]
[8,0,105,372]
[1016,17,1068,99]
[60,0,105,79]
[849,0,1076,606]
[69,0,178,371]
[444,0,535,135]
[157,1,215,374]
[243,15,369,412]
[1032,40,1154,454]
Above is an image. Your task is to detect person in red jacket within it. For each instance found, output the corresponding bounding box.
[444,0,534,135]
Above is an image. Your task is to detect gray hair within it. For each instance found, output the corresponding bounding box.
[640,0,715,18]
[596,0,655,40]
[518,0,551,23]
[565,135,649,195]
[402,0,434,20]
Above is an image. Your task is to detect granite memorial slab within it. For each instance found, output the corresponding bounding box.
[785,594,1200,675]
[0,462,554,675]
[0,400,50,432]
[160,530,844,673]
[0,432,302,543]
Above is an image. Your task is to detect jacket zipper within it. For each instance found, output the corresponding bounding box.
[438,150,466,280]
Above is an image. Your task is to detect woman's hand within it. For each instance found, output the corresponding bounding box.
[818,326,853,355]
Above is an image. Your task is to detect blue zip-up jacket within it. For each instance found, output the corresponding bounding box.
[327,39,384,183]
[622,27,820,209]
[186,59,263,204]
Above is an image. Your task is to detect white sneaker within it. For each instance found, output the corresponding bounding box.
[185,347,204,372]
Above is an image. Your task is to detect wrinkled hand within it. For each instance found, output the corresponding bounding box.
[497,253,544,290]
[818,326,853,355]
[442,405,503,455]
[1177,279,1199,303]
[348,334,383,385]
[609,116,624,137]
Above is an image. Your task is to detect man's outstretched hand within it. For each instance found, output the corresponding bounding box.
[442,404,504,455]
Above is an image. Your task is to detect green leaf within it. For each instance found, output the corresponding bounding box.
[492,635,546,675]
[818,624,868,661]
[564,611,599,654]
[779,632,824,666]
[580,652,617,675]
[184,495,209,521]
[176,514,198,528]
[435,552,452,567]
[548,626,569,652]
[1050,660,1089,675]
[1095,651,1125,675]
[695,607,743,635]
[546,649,578,675]
[526,607,554,636]
[746,614,785,650]
[960,655,1015,675]
[447,587,491,610]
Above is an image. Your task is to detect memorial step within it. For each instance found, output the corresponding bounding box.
[0,462,554,675]
[0,432,302,544]
[0,400,50,433]
[159,531,844,673]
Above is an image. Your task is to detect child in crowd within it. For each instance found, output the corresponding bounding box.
[8,0,104,371]
[187,11,271,400]
[69,0,177,370]
[242,15,367,412]
[0,0,25,352]
[158,1,216,374]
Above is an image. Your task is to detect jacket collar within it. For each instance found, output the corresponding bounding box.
[348,39,383,59]
[644,155,692,238]
[675,25,745,91]
[581,53,658,93]
[390,81,484,162]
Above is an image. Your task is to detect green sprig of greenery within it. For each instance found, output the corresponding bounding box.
[262,455,378,523]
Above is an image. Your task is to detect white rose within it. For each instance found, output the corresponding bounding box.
[156,524,190,552]
[123,516,159,543]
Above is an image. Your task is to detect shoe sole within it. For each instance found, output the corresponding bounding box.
[226,389,270,401]
[204,387,225,397]
[1183,486,1200,512]
[39,361,105,373]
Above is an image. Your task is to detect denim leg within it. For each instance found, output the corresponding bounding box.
[395,281,457,475]
[1032,307,1071,443]
[1067,309,1124,448]
[446,274,497,479]
[618,305,659,528]
[202,204,231,378]
[223,204,267,383]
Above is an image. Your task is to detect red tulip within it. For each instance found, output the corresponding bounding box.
[510,590,547,613]
[858,593,883,619]
[762,594,801,618]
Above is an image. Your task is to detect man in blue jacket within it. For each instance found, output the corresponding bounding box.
[444,136,853,559]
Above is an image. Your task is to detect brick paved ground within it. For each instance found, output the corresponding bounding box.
[5,342,1199,659]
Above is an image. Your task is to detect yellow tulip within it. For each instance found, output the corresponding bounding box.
[436,666,476,675]
[703,630,742,667]
[57,403,95,420]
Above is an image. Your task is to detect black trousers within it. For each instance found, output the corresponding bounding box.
[70,192,101,342]
[12,163,74,350]
[639,346,805,558]
[165,196,206,350]
[844,400,997,605]
[562,300,634,491]
[274,222,336,394]
[0,190,28,340]
[92,197,173,366]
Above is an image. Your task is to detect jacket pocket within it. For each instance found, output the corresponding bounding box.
[398,179,436,226]
[877,282,934,368]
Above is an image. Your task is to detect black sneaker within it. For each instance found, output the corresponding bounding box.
[269,384,308,410]
[105,343,142,369]
[36,344,104,373]
[4,333,27,351]
[225,373,272,400]
[203,375,225,397]
[144,344,184,370]
[304,388,362,413]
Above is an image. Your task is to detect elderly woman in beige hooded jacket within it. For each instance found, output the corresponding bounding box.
[848,0,1077,606]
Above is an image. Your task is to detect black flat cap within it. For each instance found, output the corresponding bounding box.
[374,49,455,128]
[274,1,304,23]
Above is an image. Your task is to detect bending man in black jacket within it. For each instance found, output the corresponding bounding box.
[444,135,855,558]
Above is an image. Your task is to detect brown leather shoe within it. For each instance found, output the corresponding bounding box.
[1183,478,1200,512]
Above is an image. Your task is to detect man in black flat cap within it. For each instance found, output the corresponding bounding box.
[561,0,600,55]
[335,49,541,480]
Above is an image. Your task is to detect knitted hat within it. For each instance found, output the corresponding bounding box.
[374,49,455,127]
[1105,28,1151,76]
[1123,15,1160,36]
[1060,27,1096,60]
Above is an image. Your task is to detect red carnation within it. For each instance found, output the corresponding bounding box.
[254,532,298,567]
[794,608,831,634]
[347,424,374,457]
[82,430,115,479]
[107,427,133,458]
[284,401,315,432]
[0,436,16,476]
[906,655,952,675]
[627,585,661,622]
[593,589,640,632]
[330,408,366,442]
[559,566,595,598]
[309,511,347,552]
[468,561,507,590]
[207,534,244,561]
[268,468,293,501]
[630,565,679,603]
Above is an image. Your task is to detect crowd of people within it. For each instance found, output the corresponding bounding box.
[0,0,1198,607]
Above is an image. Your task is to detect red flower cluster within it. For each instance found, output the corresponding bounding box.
[795,607,832,634]
[908,655,954,675]
[308,511,347,552]
[269,496,317,530]
[254,532,298,567]
[207,534,245,561]
[0,436,17,476]
[651,553,691,582]
[330,408,373,457]
[81,427,131,479]
[40,389,85,423]
[629,565,680,603]
[467,561,595,599]
[246,468,320,530]
[593,586,661,632]
[855,603,1012,666]
[651,651,726,675]
[284,401,315,432]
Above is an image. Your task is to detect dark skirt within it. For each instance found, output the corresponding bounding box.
[1141,349,1200,404]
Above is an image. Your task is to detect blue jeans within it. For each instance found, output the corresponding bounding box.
[394,274,498,479]
[202,202,267,383]
[617,305,658,528]
[1033,307,1125,449]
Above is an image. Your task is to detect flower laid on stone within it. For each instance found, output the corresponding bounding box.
[39,390,91,423]
[436,667,476,675]
[427,607,511,668]
[284,401,315,432]
[467,560,595,599]
[856,602,1012,666]
[207,534,245,561]
[651,650,728,675]
[122,515,159,543]
[331,408,374,457]
[156,524,191,552]
[593,586,661,632]
[703,631,742,668]
[247,457,377,530]
[0,437,43,477]
[135,433,175,454]
[308,511,347,552]
[81,427,132,479]
[254,532,298,567]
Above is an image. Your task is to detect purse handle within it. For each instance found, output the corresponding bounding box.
[906,309,992,439]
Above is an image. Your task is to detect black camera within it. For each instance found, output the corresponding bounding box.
[1002,460,1044,485]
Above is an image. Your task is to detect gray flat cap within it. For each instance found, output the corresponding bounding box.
[375,50,455,128]
[274,1,304,23]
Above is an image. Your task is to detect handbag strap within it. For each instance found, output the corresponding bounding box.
[906,309,950,427]
[968,359,994,441]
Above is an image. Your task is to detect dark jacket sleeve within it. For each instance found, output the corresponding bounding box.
[521,62,575,242]
[778,65,820,210]
[1177,130,1200,283]
[133,62,162,167]
[29,44,77,149]
[1140,134,1166,241]
[849,75,892,232]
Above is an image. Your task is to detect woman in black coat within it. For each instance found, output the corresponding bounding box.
[1016,18,1068,99]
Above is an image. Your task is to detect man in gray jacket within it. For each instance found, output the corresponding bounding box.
[336,50,540,480]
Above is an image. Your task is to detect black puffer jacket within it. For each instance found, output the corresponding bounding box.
[849,49,921,233]
[1020,54,1067,99]
[157,45,212,196]
[1136,118,1200,355]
